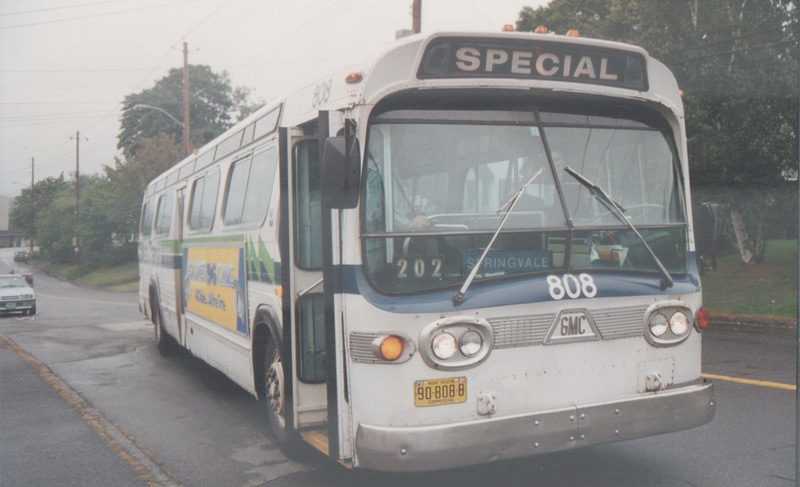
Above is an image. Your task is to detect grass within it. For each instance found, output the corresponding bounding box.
[44,261,139,292]
[701,239,797,321]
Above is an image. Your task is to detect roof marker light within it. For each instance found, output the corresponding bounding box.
[345,72,364,84]
[534,25,549,34]
[502,24,515,32]
[566,29,580,37]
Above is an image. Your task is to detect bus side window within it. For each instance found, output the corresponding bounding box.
[155,193,174,235]
[241,147,278,224]
[223,156,250,226]
[293,141,321,270]
[188,172,220,231]
[141,201,154,237]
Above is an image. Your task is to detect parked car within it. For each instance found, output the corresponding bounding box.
[13,250,29,263]
[0,274,36,316]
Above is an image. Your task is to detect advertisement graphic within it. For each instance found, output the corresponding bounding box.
[183,246,248,335]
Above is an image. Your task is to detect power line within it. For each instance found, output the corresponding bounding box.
[0,0,131,17]
[0,0,207,30]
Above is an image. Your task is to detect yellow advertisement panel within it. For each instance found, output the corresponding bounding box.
[183,246,248,335]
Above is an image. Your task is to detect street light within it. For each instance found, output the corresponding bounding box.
[133,104,184,128]
[133,104,189,157]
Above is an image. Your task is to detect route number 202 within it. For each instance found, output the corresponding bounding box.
[547,274,597,300]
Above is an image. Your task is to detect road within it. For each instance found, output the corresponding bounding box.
[0,247,795,486]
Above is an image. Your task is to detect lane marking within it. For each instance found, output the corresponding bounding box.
[702,373,796,391]
[36,292,138,307]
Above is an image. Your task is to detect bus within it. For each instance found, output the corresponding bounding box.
[138,29,715,471]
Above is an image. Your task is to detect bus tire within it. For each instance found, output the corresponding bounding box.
[263,338,303,454]
[153,300,175,356]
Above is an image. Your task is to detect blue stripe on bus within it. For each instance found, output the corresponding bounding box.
[336,259,701,314]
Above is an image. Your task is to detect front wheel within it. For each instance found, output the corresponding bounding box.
[264,339,290,442]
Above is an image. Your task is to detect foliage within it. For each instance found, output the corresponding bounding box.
[102,134,182,239]
[117,65,260,159]
[517,0,799,264]
[10,176,70,243]
[11,64,256,266]
[34,183,76,262]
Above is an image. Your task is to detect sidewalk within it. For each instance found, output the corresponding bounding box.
[0,338,155,487]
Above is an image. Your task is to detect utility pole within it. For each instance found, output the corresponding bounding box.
[183,41,191,157]
[30,158,34,253]
[412,0,422,34]
[74,131,80,266]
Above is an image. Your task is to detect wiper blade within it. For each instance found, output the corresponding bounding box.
[563,166,674,289]
[452,168,543,304]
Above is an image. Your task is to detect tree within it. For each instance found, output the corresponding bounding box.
[517,0,798,264]
[103,134,182,239]
[117,65,259,159]
[10,176,69,247]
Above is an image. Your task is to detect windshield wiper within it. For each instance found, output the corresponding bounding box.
[453,167,543,304]
[563,166,674,289]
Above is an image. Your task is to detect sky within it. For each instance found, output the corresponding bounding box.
[0,0,550,199]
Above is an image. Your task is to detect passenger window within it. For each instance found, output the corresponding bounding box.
[155,193,174,235]
[241,148,277,224]
[224,156,251,225]
[188,172,219,231]
[223,147,278,226]
[140,202,154,237]
[293,141,321,270]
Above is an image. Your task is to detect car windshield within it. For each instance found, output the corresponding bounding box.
[0,276,29,288]
[362,100,687,294]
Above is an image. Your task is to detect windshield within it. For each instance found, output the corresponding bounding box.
[363,102,687,294]
[0,276,29,288]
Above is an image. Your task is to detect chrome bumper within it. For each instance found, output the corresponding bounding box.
[355,380,715,472]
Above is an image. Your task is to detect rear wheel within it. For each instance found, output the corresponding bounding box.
[153,300,175,356]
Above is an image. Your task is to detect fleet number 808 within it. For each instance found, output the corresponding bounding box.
[547,273,598,300]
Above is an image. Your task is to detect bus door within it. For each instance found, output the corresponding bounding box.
[174,185,186,346]
[286,130,330,438]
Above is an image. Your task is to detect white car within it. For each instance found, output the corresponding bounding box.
[0,274,36,316]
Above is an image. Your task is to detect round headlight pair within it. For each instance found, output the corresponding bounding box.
[431,330,484,360]
[649,310,690,337]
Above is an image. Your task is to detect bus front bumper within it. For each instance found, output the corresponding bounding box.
[355,379,715,472]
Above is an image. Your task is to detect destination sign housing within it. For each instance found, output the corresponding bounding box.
[418,36,648,91]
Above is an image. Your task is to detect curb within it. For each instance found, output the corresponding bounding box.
[709,316,796,333]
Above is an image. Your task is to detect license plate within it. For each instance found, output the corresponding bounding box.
[6,303,15,309]
[414,377,467,407]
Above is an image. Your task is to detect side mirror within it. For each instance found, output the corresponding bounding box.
[695,202,718,272]
[321,133,361,209]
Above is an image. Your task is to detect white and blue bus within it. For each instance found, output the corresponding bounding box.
[138,29,715,471]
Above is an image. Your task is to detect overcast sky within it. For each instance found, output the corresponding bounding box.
[0,0,550,198]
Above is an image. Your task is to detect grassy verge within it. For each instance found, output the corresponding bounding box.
[44,261,139,292]
[701,239,797,321]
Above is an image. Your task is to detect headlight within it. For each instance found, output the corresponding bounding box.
[419,316,494,369]
[644,301,694,346]
[649,313,668,337]
[669,311,690,336]
[459,330,483,357]
[432,332,457,360]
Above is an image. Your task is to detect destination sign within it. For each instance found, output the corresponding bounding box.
[418,37,648,91]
